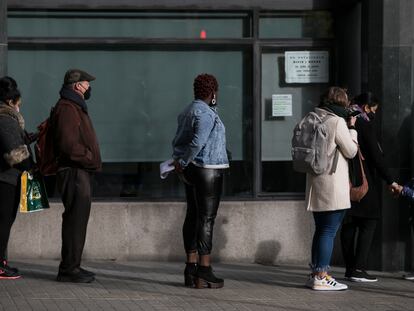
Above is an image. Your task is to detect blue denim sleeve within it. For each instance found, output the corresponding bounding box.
[402,185,414,202]
[179,112,215,167]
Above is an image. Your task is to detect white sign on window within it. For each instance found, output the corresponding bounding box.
[272,94,292,117]
[285,51,329,83]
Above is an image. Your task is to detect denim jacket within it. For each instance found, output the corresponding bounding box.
[172,99,229,169]
[402,179,414,202]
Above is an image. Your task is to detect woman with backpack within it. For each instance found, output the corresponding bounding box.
[0,76,34,279]
[305,86,358,291]
[340,93,398,282]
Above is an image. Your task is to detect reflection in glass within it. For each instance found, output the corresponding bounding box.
[259,11,334,39]
[261,51,329,193]
[9,49,253,199]
[8,11,251,38]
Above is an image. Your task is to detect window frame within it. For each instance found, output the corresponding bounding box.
[257,44,335,199]
[7,8,335,201]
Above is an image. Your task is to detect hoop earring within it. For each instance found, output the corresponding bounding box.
[211,94,216,105]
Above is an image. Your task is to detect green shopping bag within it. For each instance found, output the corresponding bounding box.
[19,171,50,213]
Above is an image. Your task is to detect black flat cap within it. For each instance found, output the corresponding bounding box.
[64,69,96,84]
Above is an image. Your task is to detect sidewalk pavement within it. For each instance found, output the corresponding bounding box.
[0,260,413,311]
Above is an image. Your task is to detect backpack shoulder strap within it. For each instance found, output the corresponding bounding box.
[297,111,321,128]
[322,113,336,123]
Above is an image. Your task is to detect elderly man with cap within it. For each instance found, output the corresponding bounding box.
[53,69,102,283]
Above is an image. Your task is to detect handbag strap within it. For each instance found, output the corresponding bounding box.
[356,148,367,179]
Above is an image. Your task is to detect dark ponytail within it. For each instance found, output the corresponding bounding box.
[353,92,379,108]
[0,76,21,104]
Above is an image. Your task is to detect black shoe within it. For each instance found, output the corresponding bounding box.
[57,271,95,283]
[348,269,378,282]
[0,261,21,280]
[184,263,197,288]
[344,269,353,278]
[2,261,19,274]
[195,266,224,289]
[79,267,95,277]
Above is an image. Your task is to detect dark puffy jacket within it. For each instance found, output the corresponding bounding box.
[0,104,34,185]
[53,98,102,171]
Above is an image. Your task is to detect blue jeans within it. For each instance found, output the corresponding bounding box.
[311,210,346,272]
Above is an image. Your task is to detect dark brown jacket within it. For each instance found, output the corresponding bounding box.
[53,98,102,171]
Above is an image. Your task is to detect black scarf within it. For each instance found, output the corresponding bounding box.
[322,103,348,120]
[59,85,88,113]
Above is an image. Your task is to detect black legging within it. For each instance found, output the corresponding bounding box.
[0,181,20,261]
[182,163,224,256]
[340,216,377,271]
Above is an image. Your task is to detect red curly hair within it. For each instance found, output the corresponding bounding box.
[193,73,218,100]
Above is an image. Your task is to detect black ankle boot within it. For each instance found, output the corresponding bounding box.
[184,263,197,287]
[195,265,224,289]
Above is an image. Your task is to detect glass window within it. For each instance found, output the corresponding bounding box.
[9,48,253,199]
[8,11,251,38]
[261,50,330,193]
[259,11,333,39]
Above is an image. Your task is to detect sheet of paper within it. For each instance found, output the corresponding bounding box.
[160,159,175,179]
[285,51,329,83]
[272,94,292,117]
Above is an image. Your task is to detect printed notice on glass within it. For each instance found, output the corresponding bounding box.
[272,94,292,117]
[285,51,329,83]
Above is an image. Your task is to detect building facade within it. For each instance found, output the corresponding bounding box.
[0,0,412,271]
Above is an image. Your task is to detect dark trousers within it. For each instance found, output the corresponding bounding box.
[0,182,20,261]
[57,168,92,273]
[340,216,377,271]
[182,164,224,256]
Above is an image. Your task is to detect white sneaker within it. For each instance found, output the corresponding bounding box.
[312,275,348,291]
[403,273,414,281]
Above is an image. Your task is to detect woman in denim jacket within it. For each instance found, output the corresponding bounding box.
[172,74,229,289]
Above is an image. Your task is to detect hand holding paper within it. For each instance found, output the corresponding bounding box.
[160,159,175,179]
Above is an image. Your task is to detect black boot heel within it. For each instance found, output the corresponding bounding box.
[195,266,224,289]
[184,263,197,288]
[195,277,224,289]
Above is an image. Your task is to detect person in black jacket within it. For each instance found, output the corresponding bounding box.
[390,179,414,281]
[0,76,34,279]
[340,92,399,282]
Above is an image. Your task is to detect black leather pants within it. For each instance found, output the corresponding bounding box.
[182,163,224,256]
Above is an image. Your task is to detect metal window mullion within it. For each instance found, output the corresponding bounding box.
[252,9,261,198]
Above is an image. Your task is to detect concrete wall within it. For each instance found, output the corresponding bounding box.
[363,0,414,271]
[8,201,314,265]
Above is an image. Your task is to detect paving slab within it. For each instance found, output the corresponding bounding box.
[0,260,413,311]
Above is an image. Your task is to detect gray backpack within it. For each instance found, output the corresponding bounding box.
[291,111,337,175]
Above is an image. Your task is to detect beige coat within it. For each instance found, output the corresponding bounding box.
[305,108,358,212]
